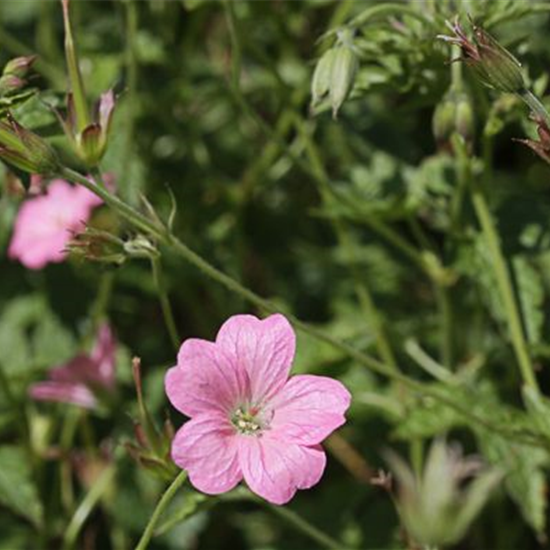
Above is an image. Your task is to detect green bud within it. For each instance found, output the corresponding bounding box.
[439,19,525,94]
[433,88,475,150]
[311,48,336,108]
[432,95,457,145]
[330,44,358,119]
[0,75,26,97]
[3,56,36,79]
[0,115,59,174]
[455,94,475,143]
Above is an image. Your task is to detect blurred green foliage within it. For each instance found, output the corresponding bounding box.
[1,0,550,549]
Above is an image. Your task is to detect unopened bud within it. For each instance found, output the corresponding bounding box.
[438,19,525,94]
[0,114,59,174]
[3,56,37,79]
[433,89,475,149]
[0,75,27,96]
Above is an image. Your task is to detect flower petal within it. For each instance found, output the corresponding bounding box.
[166,338,246,417]
[29,381,97,409]
[238,435,326,505]
[90,323,116,389]
[269,375,351,445]
[216,314,295,404]
[171,412,242,495]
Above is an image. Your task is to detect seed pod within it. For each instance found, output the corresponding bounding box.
[311,48,336,108]
[330,44,358,119]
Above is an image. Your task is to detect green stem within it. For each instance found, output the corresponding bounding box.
[88,270,115,335]
[135,470,188,550]
[62,465,116,550]
[150,256,180,350]
[224,0,241,91]
[436,284,453,369]
[61,0,90,132]
[519,89,550,127]
[59,167,544,446]
[469,139,539,393]
[265,502,346,549]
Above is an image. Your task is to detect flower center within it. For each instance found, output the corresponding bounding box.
[231,406,266,436]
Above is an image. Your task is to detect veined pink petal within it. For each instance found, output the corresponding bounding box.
[29,381,97,409]
[269,375,351,445]
[216,314,295,404]
[166,338,247,417]
[171,412,242,495]
[238,435,326,505]
[8,179,102,270]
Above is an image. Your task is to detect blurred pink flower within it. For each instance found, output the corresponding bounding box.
[165,313,351,505]
[29,324,116,409]
[8,178,102,269]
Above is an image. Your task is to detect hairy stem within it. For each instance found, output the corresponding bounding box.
[59,166,544,446]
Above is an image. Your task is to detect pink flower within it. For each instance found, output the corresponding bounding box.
[8,178,102,269]
[165,314,351,505]
[29,324,116,409]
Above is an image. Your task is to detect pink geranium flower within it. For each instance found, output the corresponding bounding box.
[8,178,102,269]
[29,324,116,409]
[165,314,351,505]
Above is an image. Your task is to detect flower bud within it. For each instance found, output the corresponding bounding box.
[0,114,59,174]
[0,75,27,96]
[438,19,525,94]
[433,88,475,150]
[3,56,36,79]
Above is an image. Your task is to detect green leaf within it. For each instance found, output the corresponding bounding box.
[0,446,43,526]
[513,257,544,346]
[478,430,548,535]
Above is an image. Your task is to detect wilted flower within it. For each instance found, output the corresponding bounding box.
[516,114,550,165]
[386,439,502,548]
[8,178,102,269]
[165,313,351,505]
[0,113,59,175]
[29,324,116,409]
[438,18,525,94]
[59,0,115,166]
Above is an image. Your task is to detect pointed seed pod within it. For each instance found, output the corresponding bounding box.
[330,44,358,119]
[311,48,337,108]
